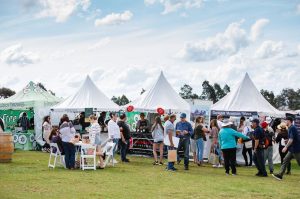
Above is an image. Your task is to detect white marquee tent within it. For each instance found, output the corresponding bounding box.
[128,71,190,114]
[211,73,284,117]
[52,75,119,112]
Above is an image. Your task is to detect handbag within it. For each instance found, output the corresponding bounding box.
[244,140,252,149]
[168,150,177,162]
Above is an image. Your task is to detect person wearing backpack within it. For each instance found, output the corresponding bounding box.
[252,119,268,177]
[262,121,275,174]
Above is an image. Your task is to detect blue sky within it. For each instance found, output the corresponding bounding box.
[0,0,300,100]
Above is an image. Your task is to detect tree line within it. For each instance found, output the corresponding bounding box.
[1,81,300,110]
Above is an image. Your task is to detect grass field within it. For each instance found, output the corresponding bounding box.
[0,151,300,199]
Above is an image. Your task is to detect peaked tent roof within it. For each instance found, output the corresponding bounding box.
[52,75,119,111]
[128,72,190,113]
[0,81,61,109]
[211,73,283,117]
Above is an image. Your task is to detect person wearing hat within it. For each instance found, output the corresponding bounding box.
[262,121,275,174]
[252,118,268,177]
[175,113,193,170]
[273,116,300,180]
[218,119,250,175]
[136,112,150,134]
[275,122,291,175]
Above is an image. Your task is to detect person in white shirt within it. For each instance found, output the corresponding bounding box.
[107,112,121,162]
[217,114,223,130]
[42,116,52,145]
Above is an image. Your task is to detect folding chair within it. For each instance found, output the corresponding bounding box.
[103,142,116,167]
[48,143,65,169]
[80,144,97,170]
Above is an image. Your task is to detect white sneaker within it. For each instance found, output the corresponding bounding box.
[218,164,223,168]
[212,164,218,168]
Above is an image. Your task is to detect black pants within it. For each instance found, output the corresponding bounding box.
[62,142,75,169]
[242,145,252,166]
[279,147,291,173]
[222,148,237,174]
[119,139,129,161]
[253,149,267,176]
[177,137,190,167]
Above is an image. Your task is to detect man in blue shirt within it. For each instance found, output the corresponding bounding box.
[176,113,193,170]
[252,118,268,177]
[273,116,300,180]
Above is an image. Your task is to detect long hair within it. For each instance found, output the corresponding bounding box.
[195,116,204,128]
[151,116,164,132]
[49,128,58,141]
[43,115,50,123]
[210,119,219,131]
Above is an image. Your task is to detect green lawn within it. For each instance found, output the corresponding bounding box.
[0,151,300,199]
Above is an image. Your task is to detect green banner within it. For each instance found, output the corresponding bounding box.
[0,109,34,131]
[125,112,148,131]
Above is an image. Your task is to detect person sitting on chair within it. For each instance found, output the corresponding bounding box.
[136,113,149,133]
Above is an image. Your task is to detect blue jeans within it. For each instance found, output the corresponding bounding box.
[112,138,119,161]
[196,138,204,161]
[62,142,75,169]
[177,137,190,167]
[264,146,274,172]
[253,149,267,176]
[119,139,129,161]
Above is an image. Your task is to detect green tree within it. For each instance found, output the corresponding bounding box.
[179,84,199,99]
[260,89,277,108]
[0,87,16,99]
[200,80,217,103]
[111,95,130,106]
[277,88,300,110]
[223,84,230,94]
[37,82,55,96]
[214,83,226,101]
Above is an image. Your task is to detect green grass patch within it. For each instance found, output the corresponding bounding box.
[0,151,300,199]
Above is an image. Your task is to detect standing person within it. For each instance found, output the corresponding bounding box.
[238,117,246,132]
[136,113,149,133]
[218,119,249,175]
[242,120,253,167]
[107,112,121,162]
[118,113,131,163]
[194,116,208,166]
[273,116,300,180]
[89,115,105,168]
[151,116,164,165]
[98,112,107,132]
[252,119,268,177]
[176,113,193,170]
[262,121,275,174]
[211,119,222,168]
[59,114,76,170]
[165,114,177,171]
[18,112,30,131]
[42,116,52,145]
[217,114,223,130]
[275,122,291,175]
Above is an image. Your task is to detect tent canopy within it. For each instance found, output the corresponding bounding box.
[128,71,190,113]
[211,73,283,117]
[52,75,119,112]
[0,81,61,109]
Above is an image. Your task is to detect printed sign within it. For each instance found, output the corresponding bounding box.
[0,110,34,130]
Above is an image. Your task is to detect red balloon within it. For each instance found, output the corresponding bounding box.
[127,105,134,112]
[157,107,165,115]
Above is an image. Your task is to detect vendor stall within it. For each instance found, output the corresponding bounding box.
[0,81,61,150]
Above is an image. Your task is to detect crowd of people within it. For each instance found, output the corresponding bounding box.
[40,111,300,181]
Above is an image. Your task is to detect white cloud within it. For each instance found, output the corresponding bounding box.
[0,44,40,66]
[36,0,91,22]
[177,20,249,61]
[94,10,133,27]
[255,40,283,59]
[250,18,269,41]
[88,37,111,51]
[145,0,203,14]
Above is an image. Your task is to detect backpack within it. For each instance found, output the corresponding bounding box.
[262,130,270,149]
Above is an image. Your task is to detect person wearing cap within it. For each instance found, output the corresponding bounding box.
[117,113,131,163]
[273,116,300,180]
[275,122,291,175]
[218,119,250,175]
[136,112,150,133]
[262,121,275,174]
[175,113,193,170]
[252,118,268,177]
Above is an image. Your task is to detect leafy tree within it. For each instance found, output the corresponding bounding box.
[37,82,55,96]
[179,84,198,99]
[277,88,300,110]
[260,89,277,107]
[223,84,230,94]
[111,95,130,106]
[0,87,16,99]
[214,83,226,101]
[200,81,217,103]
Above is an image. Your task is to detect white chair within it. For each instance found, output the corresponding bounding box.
[48,143,65,169]
[103,142,116,167]
[80,144,97,170]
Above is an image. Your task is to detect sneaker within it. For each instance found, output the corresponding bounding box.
[184,166,189,170]
[232,173,237,176]
[159,162,163,166]
[255,173,262,177]
[286,171,291,175]
[153,161,158,165]
[218,164,223,168]
[225,172,229,176]
[212,164,218,168]
[272,174,282,181]
[177,159,181,165]
[270,171,273,174]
